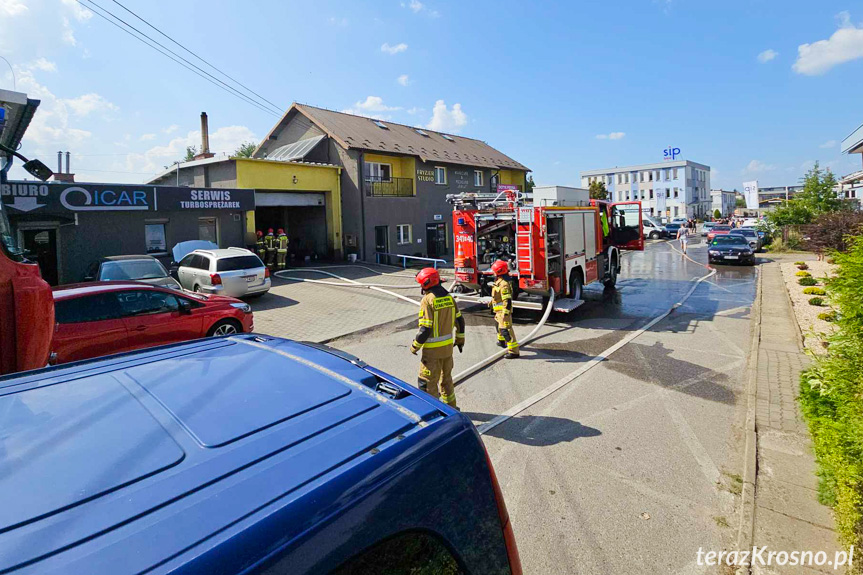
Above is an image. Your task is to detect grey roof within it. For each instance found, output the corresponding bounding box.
[258,103,529,172]
[265,135,325,162]
[581,159,710,176]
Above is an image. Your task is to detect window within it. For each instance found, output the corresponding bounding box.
[640,190,645,200]
[55,293,124,324]
[625,191,630,201]
[639,172,644,182]
[474,170,483,187]
[673,168,678,179]
[441,134,455,142]
[625,173,630,184]
[192,254,211,270]
[99,259,169,281]
[649,171,653,182]
[216,255,264,271]
[117,290,180,316]
[649,189,654,199]
[674,206,679,216]
[415,128,429,137]
[199,217,218,244]
[364,162,392,182]
[396,224,412,245]
[673,187,679,198]
[434,166,446,185]
[372,119,388,129]
[145,224,167,254]
[330,531,461,575]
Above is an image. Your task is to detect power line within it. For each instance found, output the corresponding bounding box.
[76,0,281,117]
[109,0,284,114]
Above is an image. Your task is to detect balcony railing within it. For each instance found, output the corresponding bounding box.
[366,177,414,197]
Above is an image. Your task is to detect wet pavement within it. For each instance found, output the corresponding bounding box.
[328,239,760,574]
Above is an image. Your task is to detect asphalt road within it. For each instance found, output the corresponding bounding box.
[328,238,760,575]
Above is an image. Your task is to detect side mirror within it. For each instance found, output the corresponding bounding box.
[178,299,192,314]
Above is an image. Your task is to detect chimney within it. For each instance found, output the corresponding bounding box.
[53,150,75,183]
[194,112,215,160]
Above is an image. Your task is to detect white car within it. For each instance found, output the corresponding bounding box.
[172,247,270,298]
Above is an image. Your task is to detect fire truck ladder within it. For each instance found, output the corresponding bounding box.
[515,207,534,280]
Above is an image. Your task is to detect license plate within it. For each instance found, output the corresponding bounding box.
[456,267,474,275]
[724,255,738,260]
[245,275,257,282]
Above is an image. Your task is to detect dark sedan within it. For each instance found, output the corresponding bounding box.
[708,235,756,266]
[84,255,181,289]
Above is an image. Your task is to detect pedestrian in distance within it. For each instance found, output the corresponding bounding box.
[264,228,276,270]
[410,268,465,409]
[255,231,266,263]
[489,260,520,358]
[676,223,689,255]
[276,228,289,271]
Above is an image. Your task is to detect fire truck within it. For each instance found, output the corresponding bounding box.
[449,185,643,311]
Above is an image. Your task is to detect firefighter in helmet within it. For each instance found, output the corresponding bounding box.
[489,260,519,358]
[276,228,289,270]
[410,267,465,408]
[264,228,276,270]
[255,231,265,262]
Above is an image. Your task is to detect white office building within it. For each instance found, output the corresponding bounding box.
[581,160,711,220]
[710,189,736,217]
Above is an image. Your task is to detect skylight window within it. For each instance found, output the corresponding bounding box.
[415,128,429,137]
[372,120,389,130]
[441,134,455,142]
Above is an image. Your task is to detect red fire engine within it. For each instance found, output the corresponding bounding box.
[449,186,643,310]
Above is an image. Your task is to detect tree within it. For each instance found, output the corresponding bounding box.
[713,209,721,220]
[796,162,841,214]
[183,145,197,162]
[735,197,746,208]
[589,180,608,200]
[234,141,257,158]
[768,200,815,226]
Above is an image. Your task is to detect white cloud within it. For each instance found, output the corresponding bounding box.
[140,133,156,141]
[328,16,348,27]
[397,74,410,86]
[757,49,778,63]
[11,69,93,151]
[28,58,57,72]
[342,96,402,117]
[402,0,439,17]
[126,125,257,177]
[743,159,776,174]
[60,0,92,21]
[61,17,77,46]
[426,100,467,133]
[62,93,119,116]
[163,125,179,135]
[409,0,423,12]
[381,42,408,55]
[407,107,424,115]
[595,132,625,140]
[793,12,863,75]
[820,140,837,149]
[0,0,28,16]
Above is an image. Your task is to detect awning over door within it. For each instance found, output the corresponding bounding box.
[254,192,325,207]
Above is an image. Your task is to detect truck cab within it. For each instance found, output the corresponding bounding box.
[0,336,522,574]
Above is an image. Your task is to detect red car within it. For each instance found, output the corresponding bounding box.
[50,281,254,364]
[706,224,732,242]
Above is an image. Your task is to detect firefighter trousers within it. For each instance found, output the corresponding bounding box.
[418,354,456,407]
[265,249,276,268]
[495,311,519,356]
[276,250,287,270]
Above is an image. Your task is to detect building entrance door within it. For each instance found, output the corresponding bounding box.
[21,228,59,285]
[374,225,389,255]
[426,223,447,259]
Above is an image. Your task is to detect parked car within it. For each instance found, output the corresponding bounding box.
[701,222,715,237]
[84,255,181,289]
[50,281,253,364]
[728,229,762,252]
[172,247,270,298]
[739,225,770,245]
[0,335,522,575]
[706,224,732,242]
[708,235,756,266]
[664,222,682,237]
[642,218,667,239]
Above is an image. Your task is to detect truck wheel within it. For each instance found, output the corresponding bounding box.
[649,231,660,239]
[604,256,618,289]
[569,270,584,301]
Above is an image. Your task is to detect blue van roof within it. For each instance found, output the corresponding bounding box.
[0,335,447,574]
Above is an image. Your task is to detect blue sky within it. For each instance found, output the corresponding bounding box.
[2,0,862,189]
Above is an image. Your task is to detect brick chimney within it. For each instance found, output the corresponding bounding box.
[194,112,216,160]
[52,150,75,182]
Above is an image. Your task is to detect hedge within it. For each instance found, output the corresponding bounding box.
[796,270,812,277]
[799,277,818,286]
[799,234,863,554]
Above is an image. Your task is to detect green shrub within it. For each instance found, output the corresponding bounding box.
[798,263,809,270]
[794,261,806,266]
[799,234,863,553]
[809,297,825,306]
[818,311,837,322]
[798,277,817,286]
[796,270,812,277]
[804,287,827,295]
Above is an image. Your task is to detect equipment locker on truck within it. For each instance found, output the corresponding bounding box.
[0,335,522,575]
[449,186,643,313]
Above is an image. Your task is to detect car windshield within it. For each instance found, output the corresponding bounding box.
[216,255,264,272]
[732,230,757,237]
[100,259,168,280]
[712,236,749,246]
[712,226,732,231]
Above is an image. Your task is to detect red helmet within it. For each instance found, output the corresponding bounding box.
[267,228,274,234]
[256,230,263,238]
[415,267,440,289]
[491,260,510,276]
[277,228,285,235]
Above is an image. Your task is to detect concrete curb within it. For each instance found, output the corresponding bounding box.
[735,265,762,575]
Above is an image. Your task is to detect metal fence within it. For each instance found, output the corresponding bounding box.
[366,177,414,197]
[375,252,447,269]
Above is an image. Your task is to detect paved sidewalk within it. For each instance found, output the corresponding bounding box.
[750,260,843,574]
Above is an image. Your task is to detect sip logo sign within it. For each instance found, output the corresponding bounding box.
[663,147,681,161]
[60,186,150,211]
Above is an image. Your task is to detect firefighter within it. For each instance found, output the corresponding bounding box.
[276,228,289,270]
[410,267,465,408]
[255,230,265,262]
[264,228,276,269]
[489,260,519,358]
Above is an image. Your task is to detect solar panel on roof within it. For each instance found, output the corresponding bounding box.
[266,135,325,162]
[415,129,429,137]
[441,134,455,141]
[373,120,389,129]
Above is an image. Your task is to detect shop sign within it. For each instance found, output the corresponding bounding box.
[453,169,470,189]
[417,169,435,182]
